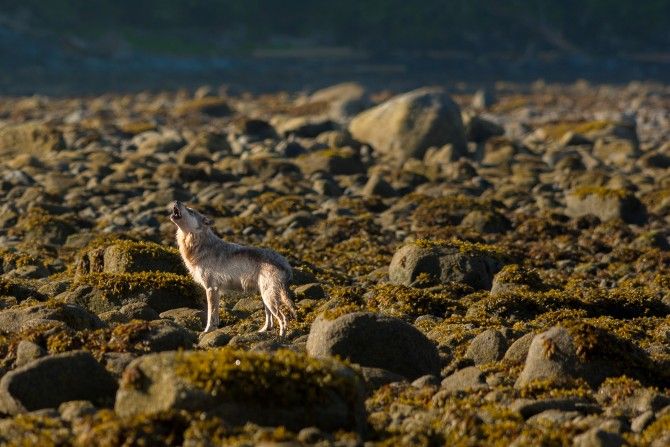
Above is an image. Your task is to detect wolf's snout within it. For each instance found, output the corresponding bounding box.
[171,201,182,220]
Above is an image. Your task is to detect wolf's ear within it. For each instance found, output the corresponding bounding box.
[203,216,213,226]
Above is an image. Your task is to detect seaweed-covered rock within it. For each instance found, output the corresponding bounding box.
[0,122,65,154]
[306,312,440,380]
[67,272,203,314]
[565,187,647,224]
[465,329,508,365]
[389,240,504,290]
[440,366,487,393]
[0,303,103,333]
[0,351,117,415]
[515,327,577,388]
[114,348,365,431]
[295,147,365,176]
[349,88,467,162]
[76,240,186,276]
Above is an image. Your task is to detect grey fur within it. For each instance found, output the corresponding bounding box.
[170,201,296,336]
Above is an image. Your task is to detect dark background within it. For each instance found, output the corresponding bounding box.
[1,0,669,95]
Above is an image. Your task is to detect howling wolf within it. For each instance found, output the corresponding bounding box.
[170,201,296,336]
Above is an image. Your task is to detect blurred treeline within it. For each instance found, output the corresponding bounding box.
[2,0,668,55]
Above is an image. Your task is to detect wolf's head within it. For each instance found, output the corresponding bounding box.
[170,201,212,234]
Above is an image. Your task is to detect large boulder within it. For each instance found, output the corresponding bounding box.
[0,122,65,154]
[64,272,203,314]
[0,303,103,334]
[0,351,117,415]
[348,88,467,162]
[565,187,647,224]
[515,327,577,388]
[389,240,504,290]
[115,348,365,431]
[306,312,440,380]
[75,240,187,276]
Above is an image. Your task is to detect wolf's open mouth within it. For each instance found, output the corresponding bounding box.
[171,205,181,219]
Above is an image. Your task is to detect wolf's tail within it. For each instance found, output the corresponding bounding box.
[279,285,298,319]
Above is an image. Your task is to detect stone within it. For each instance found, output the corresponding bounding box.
[360,366,406,392]
[573,428,624,447]
[0,303,103,334]
[294,283,326,300]
[362,173,396,198]
[197,328,233,348]
[440,366,487,393]
[0,122,65,154]
[465,329,508,364]
[132,129,185,154]
[306,312,440,380]
[114,348,366,431]
[463,114,505,143]
[388,241,503,290]
[14,340,45,368]
[349,88,467,162]
[510,397,600,419]
[58,400,97,421]
[295,147,365,176]
[75,240,186,276]
[503,333,535,364]
[0,351,117,415]
[515,327,577,388]
[159,307,205,331]
[565,188,647,225]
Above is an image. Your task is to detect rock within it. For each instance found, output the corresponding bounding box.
[309,82,370,121]
[0,122,65,154]
[0,303,103,333]
[360,367,406,392]
[75,240,187,275]
[463,114,505,143]
[631,410,655,433]
[294,283,326,300]
[0,351,117,415]
[64,272,204,314]
[465,329,508,364]
[274,116,336,138]
[565,187,647,225]
[362,173,396,198]
[58,400,97,421]
[132,129,185,154]
[411,375,440,388]
[515,327,577,388]
[130,320,197,352]
[197,328,232,348]
[119,301,160,321]
[573,428,624,447]
[510,397,600,419]
[175,97,232,117]
[159,308,205,331]
[349,88,467,162]
[440,366,487,393]
[472,88,496,109]
[232,296,265,313]
[460,210,511,234]
[14,340,45,368]
[388,241,503,290]
[306,312,440,380]
[593,138,640,166]
[114,348,366,431]
[295,147,365,176]
[503,333,535,363]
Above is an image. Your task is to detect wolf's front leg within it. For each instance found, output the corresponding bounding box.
[204,287,220,332]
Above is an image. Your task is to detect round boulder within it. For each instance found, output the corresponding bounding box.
[306,311,440,380]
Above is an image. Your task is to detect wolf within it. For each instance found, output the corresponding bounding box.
[169,201,297,336]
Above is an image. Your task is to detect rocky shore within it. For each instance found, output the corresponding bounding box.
[0,80,669,445]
